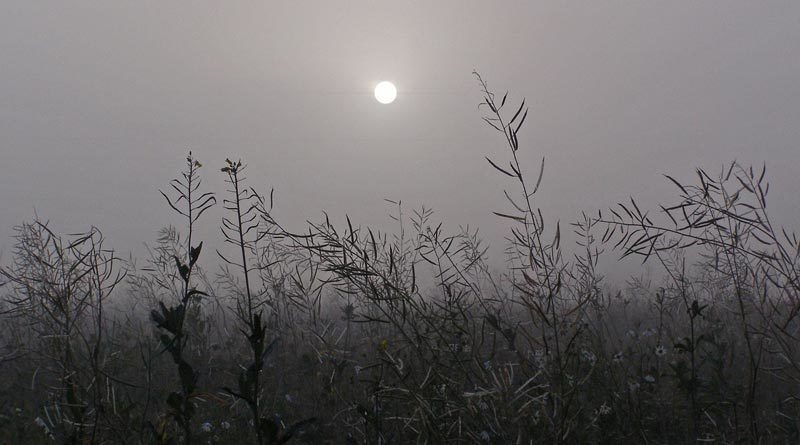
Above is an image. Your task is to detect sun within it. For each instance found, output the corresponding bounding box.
[374,81,397,104]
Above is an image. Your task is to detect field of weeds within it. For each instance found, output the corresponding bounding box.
[1,76,798,444]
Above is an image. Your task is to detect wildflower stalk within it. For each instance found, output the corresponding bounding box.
[151,153,215,445]
[218,158,272,445]
[475,72,581,441]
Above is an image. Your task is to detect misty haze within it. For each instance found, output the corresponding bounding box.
[1,2,799,444]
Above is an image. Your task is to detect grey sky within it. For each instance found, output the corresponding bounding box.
[1,1,798,277]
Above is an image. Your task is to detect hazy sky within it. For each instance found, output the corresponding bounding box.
[1,2,798,277]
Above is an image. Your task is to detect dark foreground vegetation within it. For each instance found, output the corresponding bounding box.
[1,75,799,444]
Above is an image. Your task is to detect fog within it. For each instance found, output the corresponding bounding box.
[1,1,798,281]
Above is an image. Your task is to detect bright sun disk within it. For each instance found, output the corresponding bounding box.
[374,81,397,104]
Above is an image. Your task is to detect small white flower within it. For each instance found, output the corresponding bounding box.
[285,393,293,403]
[531,349,547,369]
[654,345,667,357]
[34,416,47,429]
[644,375,656,383]
[612,351,624,363]
[220,421,231,430]
[34,416,53,440]
[200,422,213,433]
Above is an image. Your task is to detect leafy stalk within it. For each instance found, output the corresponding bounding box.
[150,153,215,445]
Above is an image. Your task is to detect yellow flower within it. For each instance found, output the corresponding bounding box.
[378,339,388,351]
